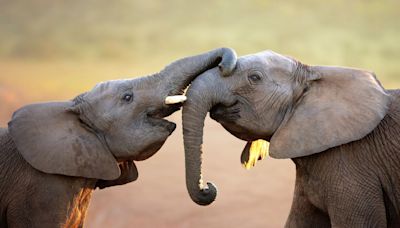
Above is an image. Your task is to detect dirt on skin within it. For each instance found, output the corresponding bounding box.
[0,107,294,228]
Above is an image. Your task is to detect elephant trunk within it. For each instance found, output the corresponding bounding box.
[155,47,237,96]
[182,69,234,205]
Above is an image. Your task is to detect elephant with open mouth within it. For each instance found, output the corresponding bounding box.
[182,50,400,227]
[0,48,237,227]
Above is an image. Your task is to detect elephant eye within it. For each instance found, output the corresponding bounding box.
[248,74,262,84]
[122,93,134,103]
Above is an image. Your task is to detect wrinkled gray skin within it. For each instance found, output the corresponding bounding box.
[183,50,400,227]
[0,48,237,227]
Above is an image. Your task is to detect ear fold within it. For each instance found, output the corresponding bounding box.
[8,102,120,180]
[270,66,390,159]
[96,161,138,189]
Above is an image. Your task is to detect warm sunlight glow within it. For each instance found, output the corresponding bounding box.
[243,139,268,170]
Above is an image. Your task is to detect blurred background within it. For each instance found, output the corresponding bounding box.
[1,0,399,227]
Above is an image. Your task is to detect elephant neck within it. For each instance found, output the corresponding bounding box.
[0,128,28,188]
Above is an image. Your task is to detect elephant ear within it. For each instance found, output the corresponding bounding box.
[270,66,390,159]
[96,161,138,189]
[8,102,120,180]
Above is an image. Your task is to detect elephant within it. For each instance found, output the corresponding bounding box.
[0,47,237,227]
[181,50,400,227]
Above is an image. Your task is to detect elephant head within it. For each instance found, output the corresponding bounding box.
[8,47,237,182]
[182,50,390,205]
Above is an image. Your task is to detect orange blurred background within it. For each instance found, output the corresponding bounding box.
[1,0,399,227]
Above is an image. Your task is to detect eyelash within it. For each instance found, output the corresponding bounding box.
[248,74,262,84]
[122,93,134,103]
[249,74,261,81]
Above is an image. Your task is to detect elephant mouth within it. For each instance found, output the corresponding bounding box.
[131,105,181,161]
[148,103,182,118]
[134,139,167,161]
[210,102,240,123]
[147,104,181,134]
[210,102,269,141]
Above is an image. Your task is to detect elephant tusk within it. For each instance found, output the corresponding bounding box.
[165,95,187,104]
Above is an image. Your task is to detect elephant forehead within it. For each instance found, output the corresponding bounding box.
[89,79,134,97]
[240,50,295,72]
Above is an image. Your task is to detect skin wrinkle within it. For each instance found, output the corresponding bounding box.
[261,83,292,133]
[265,87,280,108]
[230,57,295,136]
[261,57,300,133]
[0,129,29,206]
[73,98,106,134]
[233,93,256,119]
[370,107,400,212]
[73,101,112,155]
[183,73,221,204]
[257,86,289,133]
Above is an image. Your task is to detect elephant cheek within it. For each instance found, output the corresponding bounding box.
[134,139,166,161]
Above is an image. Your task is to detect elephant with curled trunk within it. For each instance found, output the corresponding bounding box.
[0,48,237,227]
[182,50,400,227]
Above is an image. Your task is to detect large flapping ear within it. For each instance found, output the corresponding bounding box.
[270,66,390,159]
[8,102,120,180]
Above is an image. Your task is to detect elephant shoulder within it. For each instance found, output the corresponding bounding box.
[386,90,400,122]
[0,128,35,184]
[388,89,400,109]
[0,128,16,156]
[0,127,9,140]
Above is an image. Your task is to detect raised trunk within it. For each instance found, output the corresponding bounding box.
[155,47,237,96]
[182,69,234,205]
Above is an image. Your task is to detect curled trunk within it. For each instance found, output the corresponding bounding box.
[182,69,234,205]
[145,47,237,96]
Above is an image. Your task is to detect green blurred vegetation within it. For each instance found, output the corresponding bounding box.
[0,0,400,122]
[1,0,399,66]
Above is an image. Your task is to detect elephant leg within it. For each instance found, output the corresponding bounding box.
[285,185,330,228]
[328,189,387,228]
[7,189,92,228]
[6,172,95,228]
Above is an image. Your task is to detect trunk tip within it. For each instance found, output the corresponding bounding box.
[218,47,237,77]
[191,182,217,206]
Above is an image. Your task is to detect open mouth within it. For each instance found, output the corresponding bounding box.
[148,104,181,119]
[147,94,188,134]
[147,104,181,134]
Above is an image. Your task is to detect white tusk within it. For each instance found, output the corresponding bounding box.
[165,95,187,104]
